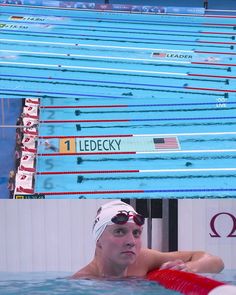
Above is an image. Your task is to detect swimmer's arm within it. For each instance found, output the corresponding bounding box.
[141,248,224,273]
[184,251,224,273]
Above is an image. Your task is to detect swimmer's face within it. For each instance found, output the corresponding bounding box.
[97,222,142,266]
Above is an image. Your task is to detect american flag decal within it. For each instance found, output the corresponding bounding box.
[152,52,166,58]
[10,16,24,20]
[153,137,179,150]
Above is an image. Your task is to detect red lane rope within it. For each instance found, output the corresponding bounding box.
[37,152,136,156]
[191,62,236,66]
[194,50,236,55]
[40,119,129,123]
[188,73,236,79]
[40,105,127,109]
[147,269,225,295]
[185,87,235,92]
[37,189,144,195]
[37,169,139,175]
[38,134,132,139]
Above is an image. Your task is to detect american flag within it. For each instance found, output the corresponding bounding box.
[152,52,166,58]
[153,137,179,150]
[10,16,24,20]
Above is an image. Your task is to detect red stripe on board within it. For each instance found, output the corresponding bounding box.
[191,62,236,66]
[188,73,236,79]
[16,186,34,194]
[186,86,236,92]
[194,50,236,55]
[37,169,139,175]
[40,119,129,123]
[38,134,132,139]
[37,151,136,156]
[40,104,128,109]
[39,189,144,195]
[198,40,236,44]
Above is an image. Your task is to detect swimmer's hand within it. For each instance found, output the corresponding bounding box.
[159,259,190,272]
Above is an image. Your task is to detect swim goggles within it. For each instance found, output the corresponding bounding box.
[111,211,145,226]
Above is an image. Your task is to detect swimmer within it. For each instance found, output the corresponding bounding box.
[44,140,58,152]
[72,201,224,279]
[204,57,220,63]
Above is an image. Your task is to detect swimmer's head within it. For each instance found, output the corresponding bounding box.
[92,201,145,242]
[9,170,15,178]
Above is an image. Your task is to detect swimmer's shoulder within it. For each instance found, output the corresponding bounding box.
[70,271,95,279]
[70,263,98,279]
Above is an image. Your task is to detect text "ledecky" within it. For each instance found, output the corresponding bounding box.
[78,139,121,151]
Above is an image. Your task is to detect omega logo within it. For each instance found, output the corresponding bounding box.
[210,212,236,238]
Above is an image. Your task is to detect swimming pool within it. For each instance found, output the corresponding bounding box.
[0,271,235,295]
[0,274,180,295]
[1,4,236,198]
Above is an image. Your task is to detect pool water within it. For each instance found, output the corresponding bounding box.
[205,271,236,286]
[0,273,181,295]
[0,271,235,295]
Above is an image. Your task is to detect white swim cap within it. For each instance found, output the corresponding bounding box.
[92,201,139,242]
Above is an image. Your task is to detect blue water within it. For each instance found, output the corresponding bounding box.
[0,273,181,295]
[0,271,235,295]
[1,4,236,198]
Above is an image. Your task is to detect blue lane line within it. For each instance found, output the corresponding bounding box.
[0,29,202,43]
[0,88,138,98]
[0,86,224,97]
[1,29,204,43]
[40,116,236,122]
[0,75,185,89]
[0,72,230,86]
[0,20,203,34]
